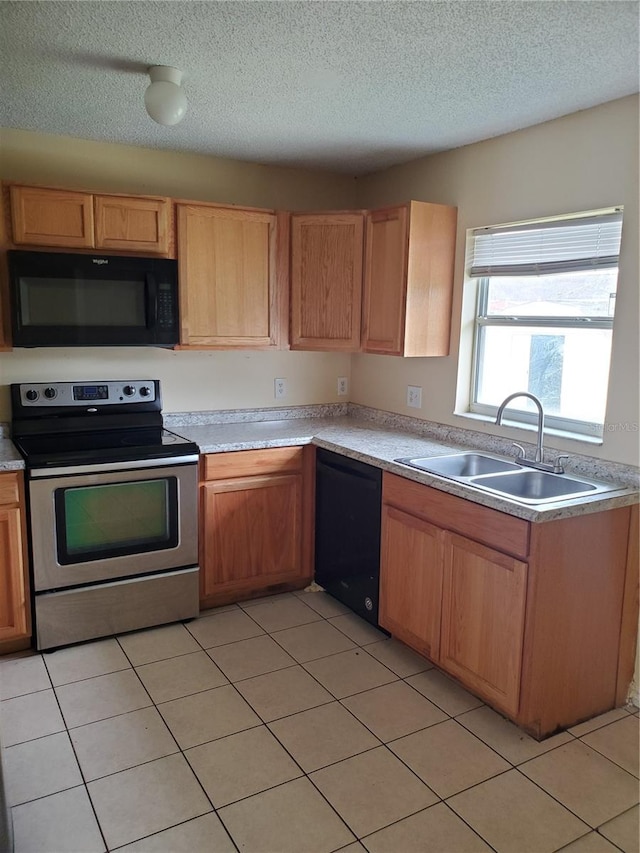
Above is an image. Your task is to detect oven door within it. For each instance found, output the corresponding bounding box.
[28,460,197,592]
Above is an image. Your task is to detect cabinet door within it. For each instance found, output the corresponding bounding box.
[0,182,9,349]
[0,505,30,644]
[440,532,527,716]
[177,203,282,348]
[10,185,94,248]
[403,202,457,357]
[290,212,364,351]
[95,195,169,254]
[362,201,457,357]
[379,504,444,660]
[200,473,304,602]
[361,206,408,355]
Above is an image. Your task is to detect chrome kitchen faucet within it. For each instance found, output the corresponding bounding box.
[496,392,569,474]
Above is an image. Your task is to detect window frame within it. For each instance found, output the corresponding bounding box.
[469,272,618,439]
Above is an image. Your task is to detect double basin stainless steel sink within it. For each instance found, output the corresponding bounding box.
[395,452,620,505]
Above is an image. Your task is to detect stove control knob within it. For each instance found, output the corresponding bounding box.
[123,385,136,396]
[25,389,39,402]
[139,386,151,397]
[44,387,57,399]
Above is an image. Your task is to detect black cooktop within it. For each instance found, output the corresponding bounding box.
[13,427,199,469]
[10,380,199,469]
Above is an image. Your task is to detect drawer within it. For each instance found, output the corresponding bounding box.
[383,472,530,559]
[0,472,21,505]
[202,446,305,480]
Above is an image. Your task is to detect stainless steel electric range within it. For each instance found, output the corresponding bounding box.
[11,380,200,650]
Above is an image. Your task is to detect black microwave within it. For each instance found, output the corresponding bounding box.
[8,250,179,348]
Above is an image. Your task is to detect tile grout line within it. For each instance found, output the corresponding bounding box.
[39,652,111,853]
[268,604,511,849]
[141,607,362,850]
[232,604,460,844]
[355,799,502,853]
[185,599,423,846]
[113,631,241,853]
[105,813,239,853]
[556,827,630,853]
[508,761,632,836]
[181,619,361,850]
[5,599,638,851]
[205,606,364,842]
[251,599,638,849]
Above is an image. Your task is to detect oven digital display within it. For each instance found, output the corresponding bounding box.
[73,385,109,401]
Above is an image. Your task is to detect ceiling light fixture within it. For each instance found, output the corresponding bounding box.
[144,66,188,126]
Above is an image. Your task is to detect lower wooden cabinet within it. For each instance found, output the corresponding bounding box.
[380,497,526,717]
[0,471,31,652]
[379,505,443,660]
[439,533,527,717]
[380,471,636,737]
[199,447,313,608]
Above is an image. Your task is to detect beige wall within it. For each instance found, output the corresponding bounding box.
[0,128,357,210]
[1,98,639,465]
[0,128,356,419]
[354,95,640,467]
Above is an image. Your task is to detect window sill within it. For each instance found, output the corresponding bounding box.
[454,410,604,446]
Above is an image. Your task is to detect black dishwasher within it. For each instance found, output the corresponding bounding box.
[315,448,383,626]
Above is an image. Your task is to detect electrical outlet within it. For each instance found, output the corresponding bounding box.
[337,377,348,396]
[274,378,287,399]
[407,385,422,408]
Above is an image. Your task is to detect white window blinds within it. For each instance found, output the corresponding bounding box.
[469,210,623,277]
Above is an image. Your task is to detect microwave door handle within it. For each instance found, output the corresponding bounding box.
[146,274,157,329]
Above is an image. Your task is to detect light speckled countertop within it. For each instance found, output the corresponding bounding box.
[0,439,26,471]
[171,413,638,523]
[2,409,638,522]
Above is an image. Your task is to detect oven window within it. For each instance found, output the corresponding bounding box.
[55,478,179,565]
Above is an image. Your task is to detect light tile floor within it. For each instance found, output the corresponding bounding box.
[1,590,638,853]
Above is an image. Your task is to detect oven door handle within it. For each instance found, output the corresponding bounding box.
[28,454,199,478]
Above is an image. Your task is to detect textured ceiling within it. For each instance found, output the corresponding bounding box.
[0,1,638,175]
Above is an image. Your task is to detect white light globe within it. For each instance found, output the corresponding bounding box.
[144,67,188,126]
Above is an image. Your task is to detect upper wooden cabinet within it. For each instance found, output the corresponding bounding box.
[9,185,170,254]
[94,195,169,254]
[177,203,287,349]
[290,212,364,351]
[5,184,457,354]
[11,185,94,248]
[362,201,457,356]
[290,202,457,356]
[0,181,10,350]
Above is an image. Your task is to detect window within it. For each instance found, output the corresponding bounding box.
[468,209,623,437]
